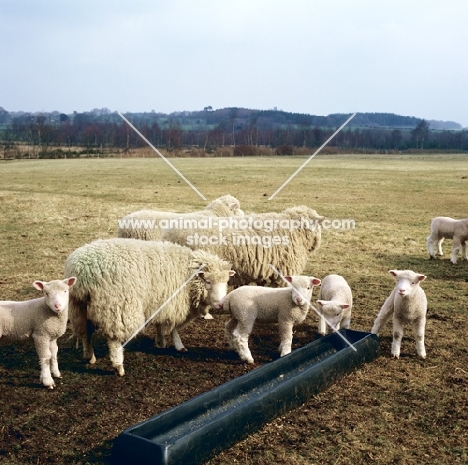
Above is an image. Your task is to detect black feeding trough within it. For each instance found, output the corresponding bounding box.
[111,329,380,465]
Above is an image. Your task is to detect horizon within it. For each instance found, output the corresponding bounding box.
[1,106,464,128]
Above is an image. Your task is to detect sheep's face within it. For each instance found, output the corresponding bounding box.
[286,276,321,306]
[198,270,235,310]
[33,277,77,314]
[389,270,426,297]
[316,300,350,330]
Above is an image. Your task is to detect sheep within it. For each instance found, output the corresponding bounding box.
[426,216,468,264]
[162,205,325,288]
[63,238,235,376]
[316,274,353,335]
[0,277,77,389]
[117,194,244,241]
[224,275,321,364]
[371,270,427,359]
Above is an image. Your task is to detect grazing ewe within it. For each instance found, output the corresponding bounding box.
[316,274,353,335]
[0,277,77,389]
[64,238,235,376]
[426,216,468,264]
[117,194,244,241]
[162,205,325,287]
[371,270,427,359]
[224,275,321,364]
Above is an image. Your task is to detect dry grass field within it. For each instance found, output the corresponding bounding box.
[0,153,467,464]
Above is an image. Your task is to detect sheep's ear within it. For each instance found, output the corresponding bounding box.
[229,270,236,276]
[316,300,324,306]
[388,270,398,277]
[33,281,45,291]
[284,276,293,283]
[340,304,350,309]
[311,278,321,286]
[64,277,77,287]
[230,202,239,210]
[417,274,427,282]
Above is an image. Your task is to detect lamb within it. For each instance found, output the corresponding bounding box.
[371,270,427,359]
[162,205,325,288]
[224,275,321,364]
[64,238,235,376]
[316,274,353,335]
[426,216,468,264]
[117,194,244,241]
[0,277,77,389]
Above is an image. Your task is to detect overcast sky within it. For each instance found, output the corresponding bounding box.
[1,0,467,127]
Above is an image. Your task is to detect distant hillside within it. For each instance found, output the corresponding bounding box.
[1,106,466,157]
[119,108,463,131]
[0,106,463,131]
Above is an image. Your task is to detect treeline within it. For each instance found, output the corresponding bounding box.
[1,107,467,157]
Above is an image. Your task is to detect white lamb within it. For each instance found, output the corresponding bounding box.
[64,238,235,376]
[162,205,325,288]
[0,277,77,389]
[224,275,321,364]
[118,194,244,241]
[316,274,353,335]
[371,270,427,359]
[426,216,468,264]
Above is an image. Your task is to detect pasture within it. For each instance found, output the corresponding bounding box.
[0,153,467,464]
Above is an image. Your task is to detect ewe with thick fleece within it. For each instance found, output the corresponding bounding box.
[64,238,234,376]
[426,216,468,264]
[162,205,324,287]
[316,274,353,335]
[0,277,77,389]
[371,270,427,359]
[224,275,321,364]
[118,194,244,240]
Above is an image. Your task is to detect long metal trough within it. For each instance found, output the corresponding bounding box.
[111,329,380,465]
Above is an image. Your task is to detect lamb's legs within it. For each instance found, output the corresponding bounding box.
[233,321,255,364]
[451,238,461,264]
[462,241,468,260]
[34,336,55,389]
[427,235,435,258]
[436,237,444,256]
[49,339,61,379]
[413,317,426,359]
[340,316,351,330]
[371,291,395,335]
[224,318,238,350]
[107,338,125,376]
[391,317,404,359]
[318,314,328,336]
[278,321,294,356]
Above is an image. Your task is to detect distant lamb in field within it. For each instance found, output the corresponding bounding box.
[117,194,244,241]
[0,277,77,389]
[224,275,321,364]
[426,216,468,264]
[162,205,325,288]
[371,270,427,359]
[64,238,234,376]
[316,274,353,335]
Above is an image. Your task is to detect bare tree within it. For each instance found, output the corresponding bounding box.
[412,119,430,149]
